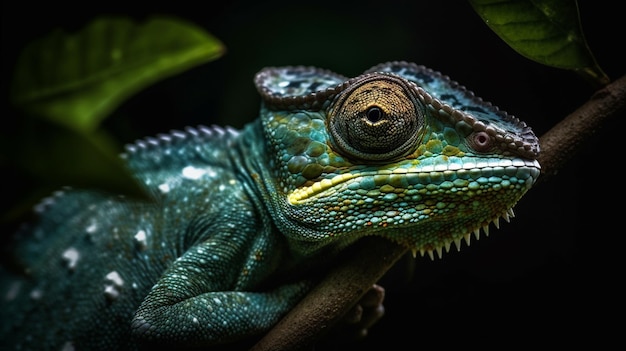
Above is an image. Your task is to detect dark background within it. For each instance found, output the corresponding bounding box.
[2,0,624,349]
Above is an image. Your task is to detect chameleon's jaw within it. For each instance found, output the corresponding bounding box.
[282,158,540,258]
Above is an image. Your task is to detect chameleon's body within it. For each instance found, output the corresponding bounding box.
[0,61,540,350]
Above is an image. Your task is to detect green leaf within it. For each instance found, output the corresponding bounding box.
[1,118,152,223]
[469,0,609,86]
[11,15,225,133]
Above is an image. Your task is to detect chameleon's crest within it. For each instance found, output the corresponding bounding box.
[255,65,349,110]
[256,61,541,258]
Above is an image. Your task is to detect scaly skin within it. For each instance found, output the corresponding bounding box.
[0,61,540,350]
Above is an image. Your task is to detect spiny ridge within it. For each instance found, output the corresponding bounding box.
[411,210,515,260]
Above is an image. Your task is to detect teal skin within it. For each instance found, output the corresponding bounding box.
[0,61,540,350]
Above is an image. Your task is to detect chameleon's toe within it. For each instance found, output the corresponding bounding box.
[332,284,386,341]
[350,284,386,338]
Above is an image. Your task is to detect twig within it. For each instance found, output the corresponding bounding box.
[250,237,406,351]
[538,74,626,181]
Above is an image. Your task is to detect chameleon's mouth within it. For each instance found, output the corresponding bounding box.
[288,172,358,204]
[288,158,541,205]
[284,158,540,259]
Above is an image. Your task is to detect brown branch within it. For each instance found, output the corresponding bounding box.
[538,74,626,181]
[251,237,407,351]
[251,74,626,351]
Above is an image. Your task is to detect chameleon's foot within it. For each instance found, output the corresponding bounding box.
[319,283,385,347]
[342,284,385,339]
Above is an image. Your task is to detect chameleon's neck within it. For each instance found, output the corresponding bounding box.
[236,121,349,265]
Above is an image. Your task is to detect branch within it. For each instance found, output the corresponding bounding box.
[251,74,626,351]
[251,237,407,351]
[537,74,626,181]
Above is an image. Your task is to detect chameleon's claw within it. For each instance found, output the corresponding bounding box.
[323,284,385,344]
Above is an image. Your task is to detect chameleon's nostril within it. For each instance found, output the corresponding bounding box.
[468,131,493,152]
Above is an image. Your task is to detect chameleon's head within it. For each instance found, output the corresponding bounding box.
[254,61,540,258]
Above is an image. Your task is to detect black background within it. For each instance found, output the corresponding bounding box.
[2,1,624,349]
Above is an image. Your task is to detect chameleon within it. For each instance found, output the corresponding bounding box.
[0,61,540,350]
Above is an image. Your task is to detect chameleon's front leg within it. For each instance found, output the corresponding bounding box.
[130,236,311,347]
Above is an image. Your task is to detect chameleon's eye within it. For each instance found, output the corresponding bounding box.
[328,75,424,161]
[365,106,383,123]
